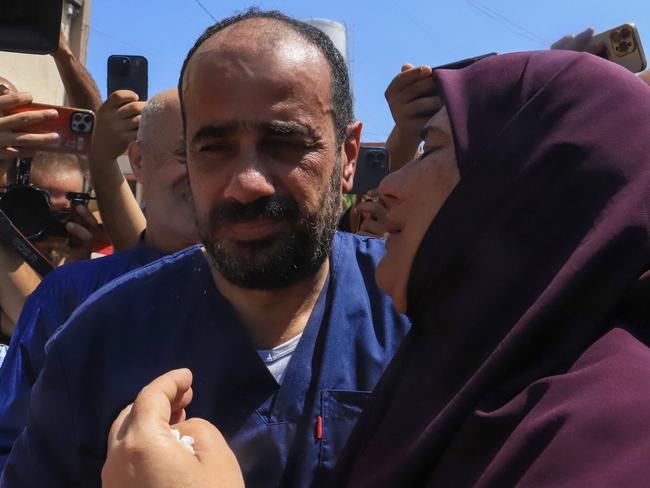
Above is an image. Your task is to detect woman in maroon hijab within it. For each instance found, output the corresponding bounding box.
[101,49,650,487]
[334,49,650,487]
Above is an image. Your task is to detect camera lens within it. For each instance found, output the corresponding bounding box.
[77,123,86,132]
[83,114,92,123]
[621,28,631,39]
[113,56,131,76]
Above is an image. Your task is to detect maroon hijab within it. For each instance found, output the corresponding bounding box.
[334,50,650,487]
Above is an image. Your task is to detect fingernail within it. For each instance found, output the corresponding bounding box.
[65,222,75,231]
[46,109,59,117]
[0,84,9,94]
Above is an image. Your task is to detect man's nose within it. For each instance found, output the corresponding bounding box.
[222,152,275,205]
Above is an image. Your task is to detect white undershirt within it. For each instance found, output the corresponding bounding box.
[257,333,303,384]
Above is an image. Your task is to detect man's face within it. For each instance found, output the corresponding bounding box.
[30,168,84,265]
[135,100,199,246]
[183,27,344,289]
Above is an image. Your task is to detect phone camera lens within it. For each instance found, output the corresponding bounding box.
[77,123,86,132]
[621,28,631,39]
[83,114,92,123]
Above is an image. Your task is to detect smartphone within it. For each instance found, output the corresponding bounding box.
[433,52,498,71]
[349,147,390,195]
[4,104,95,155]
[589,24,646,73]
[107,55,149,100]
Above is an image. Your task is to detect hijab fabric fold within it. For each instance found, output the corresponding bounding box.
[334,50,650,487]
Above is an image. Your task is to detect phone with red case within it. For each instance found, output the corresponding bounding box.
[5,103,95,155]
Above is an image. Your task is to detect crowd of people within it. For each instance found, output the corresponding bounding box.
[0,8,650,487]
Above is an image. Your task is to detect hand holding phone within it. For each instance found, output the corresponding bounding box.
[589,24,646,73]
[0,87,60,158]
[552,24,647,73]
[3,101,95,155]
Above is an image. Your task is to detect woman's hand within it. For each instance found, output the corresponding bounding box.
[102,368,244,488]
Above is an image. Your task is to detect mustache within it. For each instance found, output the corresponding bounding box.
[210,195,300,225]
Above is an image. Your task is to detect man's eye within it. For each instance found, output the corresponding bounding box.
[199,143,234,153]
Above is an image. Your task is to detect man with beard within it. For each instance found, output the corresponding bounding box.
[1,10,410,488]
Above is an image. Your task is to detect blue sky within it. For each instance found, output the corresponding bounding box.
[87,0,650,141]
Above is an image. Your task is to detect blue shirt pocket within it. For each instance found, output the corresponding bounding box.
[318,389,372,480]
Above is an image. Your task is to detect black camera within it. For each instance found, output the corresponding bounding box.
[0,185,91,241]
[0,185,67,240]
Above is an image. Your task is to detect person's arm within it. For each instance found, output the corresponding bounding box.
[51,32,101,112]
[103,369,244,488]
[89,91,146,251]
[384,64,441,171]
[0,245,41,336]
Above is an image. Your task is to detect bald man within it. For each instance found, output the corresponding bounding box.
[0,89,199,469]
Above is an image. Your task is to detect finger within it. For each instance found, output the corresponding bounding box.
[356,201,388,222]
[385,65,433,98]
[401,63,414,72]
[6,131,60,147]
[551,34,576,50]
[359,219,388,237]
[129,369,194,430]
[401,96,443,118]
[116,101,145,118]
[0,91,33,112]
[104,90,139,108]
[0,109,59,131]
[73,204,99,229]
[391,76,438,105]
[108,403,133,445]
[126,114,141,131]
[170,408,187,426]
[65,221,93,242]
[573,27,595,51]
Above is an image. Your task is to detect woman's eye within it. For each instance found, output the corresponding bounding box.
[419,146,441,160]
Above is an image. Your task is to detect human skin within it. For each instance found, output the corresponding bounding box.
[181,19,361,349]
[375,107,460,313]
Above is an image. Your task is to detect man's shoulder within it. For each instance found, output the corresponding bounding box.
[36,245,164,296]
[45,244,207,349]
[334,231,386,266]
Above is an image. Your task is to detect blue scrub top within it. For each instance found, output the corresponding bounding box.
[0,242,165,470]
[1,232,410,488]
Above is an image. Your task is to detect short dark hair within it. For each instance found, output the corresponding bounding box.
[178,8,354,145]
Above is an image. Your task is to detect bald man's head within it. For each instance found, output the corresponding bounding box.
[178,8,353,145]
[136,88,182,156]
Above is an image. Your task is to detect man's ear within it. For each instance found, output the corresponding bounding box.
[340,121,362,193]
[128,141,145,184]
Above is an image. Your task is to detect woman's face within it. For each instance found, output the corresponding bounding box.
[376,107,460,313]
